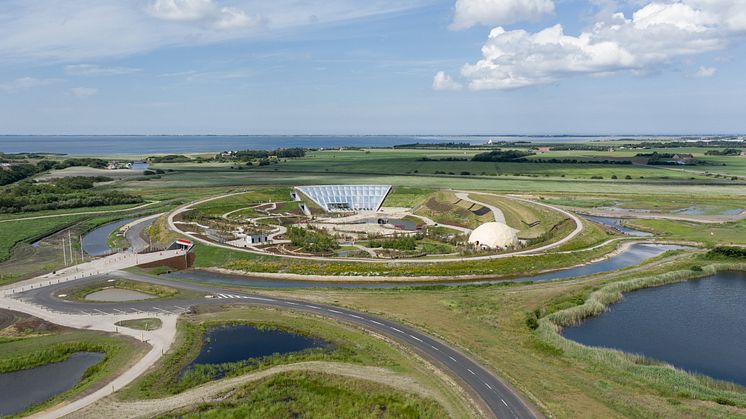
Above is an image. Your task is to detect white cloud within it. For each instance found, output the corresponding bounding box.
[64,64,140,76]
[446,0,745,90]
[450,0,554,30]
[696,65,717,77]
[146,0,261,30]
[0,1,430,63]
[432,71,463,90]
[0,77,56,92]
[70,87,99,98]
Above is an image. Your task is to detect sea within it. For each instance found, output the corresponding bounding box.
[0,134,686,156]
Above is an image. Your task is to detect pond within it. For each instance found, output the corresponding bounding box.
[166,244,683,289]
[190,324,328,367]
[82,217,137,256]
[0,352,105,416]
[563,271,746,386]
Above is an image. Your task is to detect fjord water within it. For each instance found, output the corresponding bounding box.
[191,325,326,366]
[0,352,104,416]
[1,135,658,155]
[563,271,746,386]
[166,243,681,289]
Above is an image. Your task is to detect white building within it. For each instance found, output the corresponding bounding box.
[295,185,391,212]
[468,222,519,249]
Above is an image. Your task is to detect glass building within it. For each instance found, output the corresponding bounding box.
[296,185,391,212]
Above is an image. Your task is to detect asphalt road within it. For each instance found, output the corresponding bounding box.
[16,271,539,419]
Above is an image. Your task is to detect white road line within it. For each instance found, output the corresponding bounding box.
[93,309,108,315]
[501,399,508,407]
[409,334,423,342]
[390,327,404,333]
[430,345,440,351]
[370,320,383,326]
[243,296,275,302]
[304,305,320,309]
[285,301,298,305]
[327,309,341,314]
[174,305,187,311]
[448,356,457,362]
[348,314,362,319]
[152,306,171,314]
[217,293,229,298]
[467,368,476,375]
[113,309,126,314]
[484,382,492,390]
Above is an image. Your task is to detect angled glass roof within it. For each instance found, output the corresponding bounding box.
[296,185,391,212]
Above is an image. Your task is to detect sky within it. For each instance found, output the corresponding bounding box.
[0,0,744,135]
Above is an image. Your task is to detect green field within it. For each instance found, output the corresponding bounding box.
[0,310,147,416]
[263,251,746,418]
[119,306,468,416]
[161,371,448,418]
[626,218,746,246]
[5,141,746,418]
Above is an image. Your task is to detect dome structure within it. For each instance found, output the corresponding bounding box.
[468,222,519,249]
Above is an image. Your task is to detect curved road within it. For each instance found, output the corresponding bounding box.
[16,271,539,419]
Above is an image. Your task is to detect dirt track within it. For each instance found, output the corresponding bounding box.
[72,361,443,418]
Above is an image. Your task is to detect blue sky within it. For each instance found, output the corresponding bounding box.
[0,0,744,135]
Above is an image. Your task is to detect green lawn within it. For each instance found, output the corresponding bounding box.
[119,306,467,416]
[192,188,292,216]
[115,318,163,331]
[162,371,448,419]
[0,319,147,416]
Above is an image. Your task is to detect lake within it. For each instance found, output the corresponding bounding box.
[563,271,746,386]
[0,352,104,416]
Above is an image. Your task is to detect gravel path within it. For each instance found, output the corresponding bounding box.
[455,191,506,223]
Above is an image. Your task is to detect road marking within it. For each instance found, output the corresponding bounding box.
[113,309,127,314]
[408,334,423,342]
[348,314,362,319]
[217,293,230,298]
[152,306,171,314]
[174,305,187,311]
[467,368,476,375]
[285,301,298,305]
[243,296,275,302]
[484,382,492,390]
[448,356,457,362]
[327,309,342,314]
[370,320,383,326]
[93,309,108,315]
[390,327,404,334]
[430,345,440,351]
[304,305,320,309]
[501,399,508,407]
